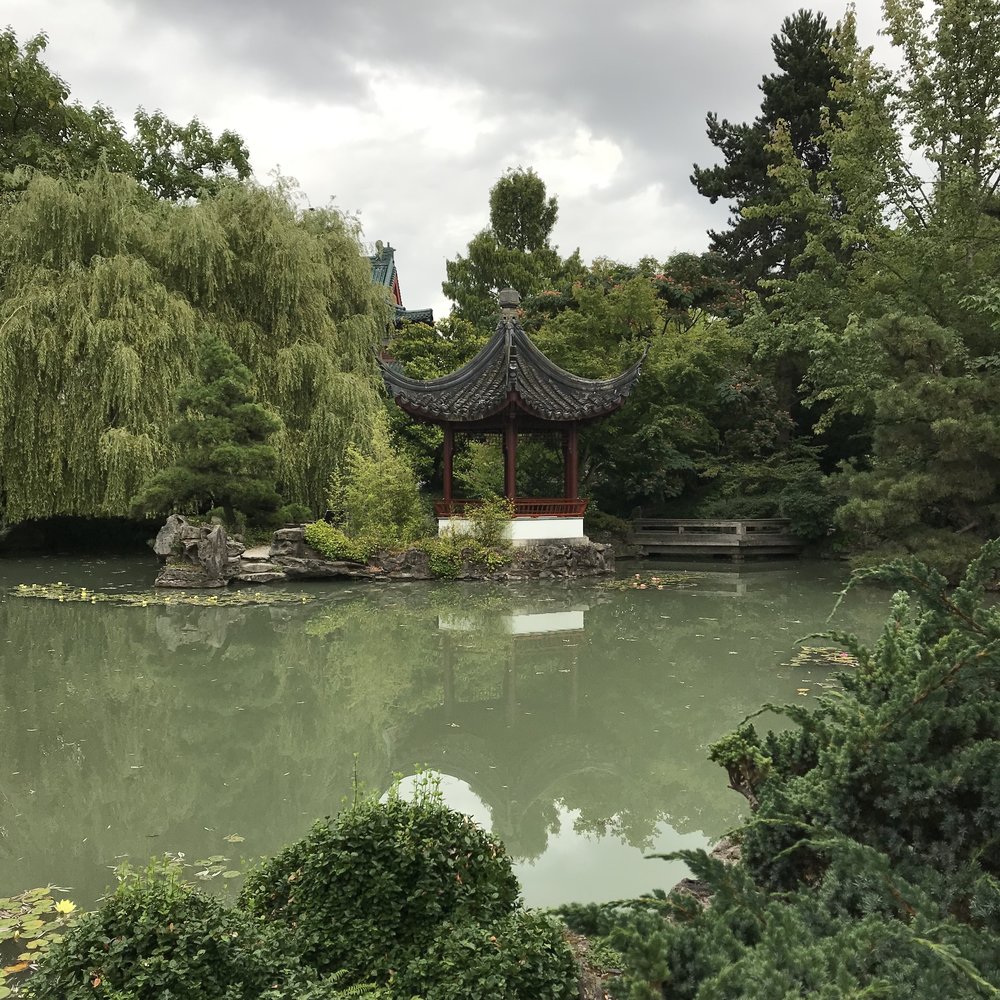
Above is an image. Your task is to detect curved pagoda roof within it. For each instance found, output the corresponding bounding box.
[378,294,647,431]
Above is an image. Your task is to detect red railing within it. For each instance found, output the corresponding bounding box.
[434,498,589,518]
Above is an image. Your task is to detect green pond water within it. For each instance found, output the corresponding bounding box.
[0,555,891,908]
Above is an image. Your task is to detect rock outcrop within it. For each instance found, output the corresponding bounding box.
[153,515,245,588]
[153,521,615,588]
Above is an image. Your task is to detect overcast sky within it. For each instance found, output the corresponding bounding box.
[6,0,892,319]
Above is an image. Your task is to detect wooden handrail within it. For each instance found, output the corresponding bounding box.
[435,498,589,518]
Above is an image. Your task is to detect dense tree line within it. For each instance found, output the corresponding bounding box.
[400,0,1000,575]
[0,30,386,534]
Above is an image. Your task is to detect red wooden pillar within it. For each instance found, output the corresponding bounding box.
[442,424,454,504]
[563,423,579,500]
[503,418,517,500]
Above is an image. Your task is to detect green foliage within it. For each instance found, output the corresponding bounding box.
[302,520,379,564]
[583,506,632,542]
[130,109,250,201]
[454,439,505,498]
[466,494,515,549]
[443,168,584,330]
[239,783,521,983]
[422,496,514,578]
[743,3,1000,570]
[326,414,428,546]
[0,167,384,525]
[0,887,81,996]
[0,29,249,198]
[395,912,578,1000]
[698,443,835,541]
[691,10,846,292]
[587,540,1000,998]
[26,858,303,999]
[131,333,283,527]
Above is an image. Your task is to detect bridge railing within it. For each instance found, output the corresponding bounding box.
[630,518,801,556]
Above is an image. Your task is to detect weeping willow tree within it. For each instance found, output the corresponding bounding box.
[0,167,388,526]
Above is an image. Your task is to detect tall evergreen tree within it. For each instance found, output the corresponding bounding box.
[691,10,845,292]
[132,334,283,527]
[745,1,1000,574]
[442,168,583,329]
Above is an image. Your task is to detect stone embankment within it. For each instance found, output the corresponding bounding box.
[153,519,614,588]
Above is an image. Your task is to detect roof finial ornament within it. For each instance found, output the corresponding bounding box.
[498,287,521,319]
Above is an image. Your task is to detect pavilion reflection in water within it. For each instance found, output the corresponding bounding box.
[386,600,627,861]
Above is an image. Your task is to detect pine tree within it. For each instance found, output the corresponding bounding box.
[691,10,845,292]
[132,334,283,527]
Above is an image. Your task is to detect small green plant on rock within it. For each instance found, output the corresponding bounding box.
[303,521,380,564]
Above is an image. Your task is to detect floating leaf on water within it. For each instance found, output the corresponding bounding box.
[222,833,245,843]
[9,583,315,608]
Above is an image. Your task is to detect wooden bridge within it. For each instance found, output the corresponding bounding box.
[630,518,802,560]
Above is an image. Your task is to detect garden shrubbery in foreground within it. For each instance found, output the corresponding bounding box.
[561,539,1000,998]
[26,781,576,1000]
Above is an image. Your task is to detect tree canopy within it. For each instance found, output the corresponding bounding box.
[743,0,1000,573]
[691,9,846,292]
[442,167,584,329]
[0,168,386,528]
[0,29,250,198]
[0,33,386,532]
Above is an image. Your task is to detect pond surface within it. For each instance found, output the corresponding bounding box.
[0,555,890,907]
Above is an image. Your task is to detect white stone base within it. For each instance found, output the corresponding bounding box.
[438,516,587,545]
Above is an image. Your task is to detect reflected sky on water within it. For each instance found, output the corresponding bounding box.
[0,556,890,906]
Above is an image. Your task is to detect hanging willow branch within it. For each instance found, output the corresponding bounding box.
[0,167,386,521]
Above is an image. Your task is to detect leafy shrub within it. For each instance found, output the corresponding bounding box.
[577,540,1000,998]
[420,531,465,579]
[417,498,513,578]
[326,413,428,545]
[584,506,631,541]
[396,912,578,1000]
[239,784,521,983]
[27,858,302,1000]
[303,520,380,563]
[278,503,313,525]
[697,443,835,541]
[466,493,515,549]
[419,530,512,579]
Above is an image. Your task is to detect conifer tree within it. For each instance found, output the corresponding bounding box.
[443,168,583,329]
[691,10,845,292]
[132,333,282,527]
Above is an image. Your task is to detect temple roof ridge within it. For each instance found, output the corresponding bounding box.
[378,309,647,429]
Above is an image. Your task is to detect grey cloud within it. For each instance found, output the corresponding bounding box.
[13,0,879,313]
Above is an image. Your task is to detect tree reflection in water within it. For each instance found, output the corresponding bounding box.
[0,563,888,906]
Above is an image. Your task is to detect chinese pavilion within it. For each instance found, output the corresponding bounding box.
[378,288,645,542]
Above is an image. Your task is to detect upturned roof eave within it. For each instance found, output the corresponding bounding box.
[379,313,648,424]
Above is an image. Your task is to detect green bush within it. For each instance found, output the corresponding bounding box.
[278,503,314,525]
[396,912,578,1000]
[303,520,380,563]
[584,506,631,541]
[326,413,429,545]
[27,858,301,1000]
[466,493,515,549]
[239,785,521,983]
[571,540,1000,998]
[697,443,835,541]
